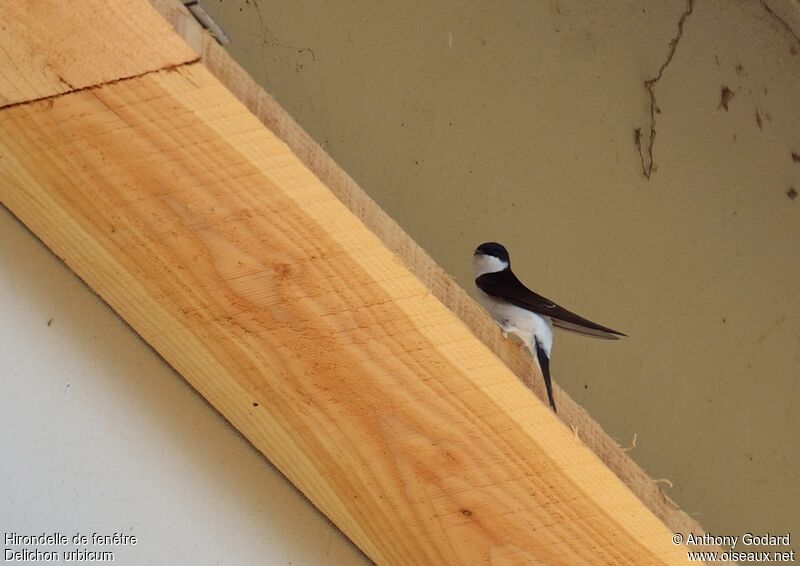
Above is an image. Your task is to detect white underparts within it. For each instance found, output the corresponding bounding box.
[472,252,554,357]
[476,290,554,357]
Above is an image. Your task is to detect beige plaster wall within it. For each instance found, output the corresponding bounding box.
[203,0,799,551]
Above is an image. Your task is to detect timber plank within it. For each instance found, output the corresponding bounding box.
[0,0,197,107]
[167,6,710,544]
[0,63,687,565]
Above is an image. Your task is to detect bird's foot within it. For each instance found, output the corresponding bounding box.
[494,320,510,338]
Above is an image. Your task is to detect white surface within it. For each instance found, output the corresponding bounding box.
[0,206,370,565]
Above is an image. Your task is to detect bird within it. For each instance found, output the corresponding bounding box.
[472,242,625,412]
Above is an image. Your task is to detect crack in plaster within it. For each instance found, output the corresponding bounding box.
[635,0,695,180]
[760,0,800,53]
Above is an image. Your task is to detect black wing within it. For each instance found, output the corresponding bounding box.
[475,270,626,339]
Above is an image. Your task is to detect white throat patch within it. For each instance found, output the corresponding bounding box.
[473,254,509,277]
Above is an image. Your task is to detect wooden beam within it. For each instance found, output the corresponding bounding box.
[154,0,711,543]
[0,2,707,563]
[0,0,197,107]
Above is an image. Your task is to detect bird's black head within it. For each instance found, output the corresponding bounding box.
[474,242,510,264]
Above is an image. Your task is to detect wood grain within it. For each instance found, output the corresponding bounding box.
[155,2,713,546]
[0,63,689,564]
[0,0,197,107]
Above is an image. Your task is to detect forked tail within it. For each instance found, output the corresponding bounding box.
[535,342,556,413]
